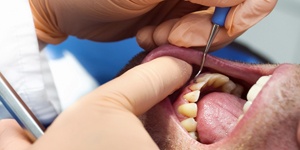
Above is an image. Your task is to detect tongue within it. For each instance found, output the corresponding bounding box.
[196,92,245,144]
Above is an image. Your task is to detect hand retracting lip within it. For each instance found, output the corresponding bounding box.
[0,72,45,141]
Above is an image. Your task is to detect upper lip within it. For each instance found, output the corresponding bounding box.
[142,44,276,82]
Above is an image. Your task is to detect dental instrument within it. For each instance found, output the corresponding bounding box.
[194,7,231,81]
[0,72,45,141]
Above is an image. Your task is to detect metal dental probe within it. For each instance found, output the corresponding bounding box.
[194,7,231,81]
[0,72,45,141]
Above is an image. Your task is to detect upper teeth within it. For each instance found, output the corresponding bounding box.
[242,75,272,113]
[191,73,230,91]
[231,84,244,98]
[222,80,237,93]
[247,75,272,102]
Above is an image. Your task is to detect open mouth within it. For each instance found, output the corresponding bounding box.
[118,44,300,149]
[130,44,300,149]
[141,44,274,142]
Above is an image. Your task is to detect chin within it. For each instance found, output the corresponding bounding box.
[121,44,300,150]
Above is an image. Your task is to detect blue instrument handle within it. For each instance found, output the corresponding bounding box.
[212,7,231,26]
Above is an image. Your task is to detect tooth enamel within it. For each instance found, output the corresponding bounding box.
[188,131,198,140]
[183,91,200,103]
[191,73,231,91]
[231,84,244,97]
[180,118,197,132]
[247,75,271,101]
[256,75,271,86]
[178,103,198,118]
[243,101,252,113]
[237,114,244,122]
[222,80,236,93]
[247,84,261,102]
[189,82,206,91]
[207,74,229,88]
[195,74,210,83]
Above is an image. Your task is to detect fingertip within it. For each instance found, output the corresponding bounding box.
[225,5,245,36]
[133,56,193,114]
[168,10,213,48]
[167,9,236,51]
[111,56,192,115]
[136,26,157,51]
[153,19,178,46]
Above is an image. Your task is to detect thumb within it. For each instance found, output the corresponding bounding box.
[28,56,192,149]
[95,56,192,115]
[0,119,32,150]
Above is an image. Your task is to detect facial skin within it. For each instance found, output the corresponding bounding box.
[120,44,300,150]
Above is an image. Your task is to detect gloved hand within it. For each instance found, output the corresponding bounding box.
[29,0,277,51]
[0,56,192,149]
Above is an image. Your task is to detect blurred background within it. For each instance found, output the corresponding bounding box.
[236,0,300,64]
[44,0,300,104]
